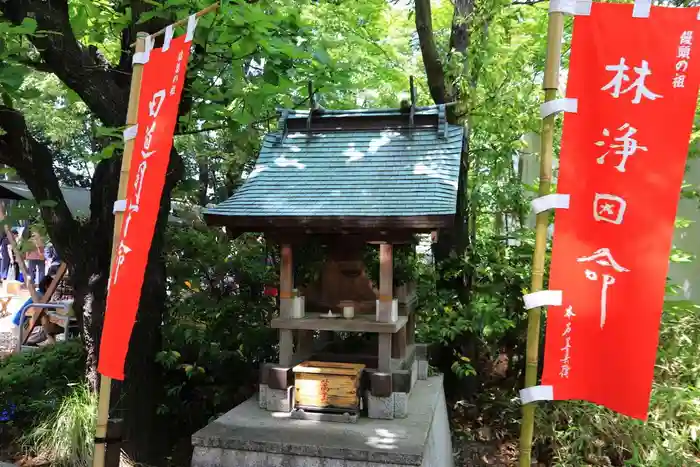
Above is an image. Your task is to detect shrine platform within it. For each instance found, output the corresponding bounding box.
[271,313,408,333]
[190,375,453,467]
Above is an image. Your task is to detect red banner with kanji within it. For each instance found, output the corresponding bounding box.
[98,34,192,380]
[542,3,700,419]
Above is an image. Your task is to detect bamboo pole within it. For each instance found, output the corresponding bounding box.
[518,7,566,467]
[91,31,148,467]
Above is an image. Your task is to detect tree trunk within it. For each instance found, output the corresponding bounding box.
[198,156,210,206]
[415,0,475,297]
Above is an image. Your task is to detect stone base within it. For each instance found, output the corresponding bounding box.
[290,409,359,423]
[192,375,453,467]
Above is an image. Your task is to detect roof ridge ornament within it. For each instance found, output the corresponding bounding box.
[409,76,416,138]
[438,105,447,139]
[276,109,289,145]
[307,81,315,132]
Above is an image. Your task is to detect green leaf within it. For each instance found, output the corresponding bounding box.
[20,88,42,99]
[17,17,38,34]
[313,48,332,66]
[263,68,279,86]
[65,88,82,106]
[95,126,123,138]
[1,91,13,108]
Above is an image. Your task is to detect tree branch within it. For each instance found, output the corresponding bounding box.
[414,0,448,105]
[449,0,475,55]
[9,56,53,74]
[0,106,82,264]
[0,0,128,127]
[511,0,547,5]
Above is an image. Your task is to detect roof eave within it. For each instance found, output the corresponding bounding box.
[203,213,455,233]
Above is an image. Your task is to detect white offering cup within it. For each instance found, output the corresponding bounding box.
[343,306,354,319]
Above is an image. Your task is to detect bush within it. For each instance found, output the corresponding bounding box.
[21,382,96,467]
[159,227,278,434]
[535,298,700,466]
[0,340,86,436]
[414,232,532,388]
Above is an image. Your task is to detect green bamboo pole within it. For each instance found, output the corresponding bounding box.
[518,7,566,467]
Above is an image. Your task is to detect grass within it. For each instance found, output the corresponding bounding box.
[21,382,96,467]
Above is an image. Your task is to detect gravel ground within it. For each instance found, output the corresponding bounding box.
[0,316,17,357]
[0,294,30,358]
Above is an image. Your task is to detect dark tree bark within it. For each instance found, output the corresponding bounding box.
[198,156,210,206]
[0,0,182,463]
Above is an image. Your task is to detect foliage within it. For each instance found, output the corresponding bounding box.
[21,383,96,467]
[0,340,86,437]
[0,0,417,461]
[158,226,278,432]
[0,0,697,465]
[532,297,700,466]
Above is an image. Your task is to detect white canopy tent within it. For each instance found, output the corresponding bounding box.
[0,181,186,225]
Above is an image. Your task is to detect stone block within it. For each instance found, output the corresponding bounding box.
[392,370,411,393]
[411,359,418,389]
[417,360,429,380]
[370,372,392,397]
[267,366,293,390]
[291,409,358,423]
[415,343,429,360]
[265,386,293,413]
[394,391,409,419]
[192,376,452,467]
[259,363,272,384]
[258,384,268,410]
[367,390,394,420]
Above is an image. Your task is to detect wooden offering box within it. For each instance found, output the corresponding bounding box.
[293,361,365,413]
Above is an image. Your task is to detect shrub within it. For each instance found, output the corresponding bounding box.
[0,340,86,435]
[20,382,96,467]
[159,227,278,434]
[414,232,533,388]
[534,298,700,466]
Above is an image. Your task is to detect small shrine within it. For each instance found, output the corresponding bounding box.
[202,96,463,424]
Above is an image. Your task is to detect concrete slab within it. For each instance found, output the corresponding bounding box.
[192,376,453,467]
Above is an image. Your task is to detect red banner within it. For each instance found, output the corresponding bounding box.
[98,35,192,380]
[541,3,700,419]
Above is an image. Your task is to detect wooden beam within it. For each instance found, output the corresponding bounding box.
[264,231,419,245]
[205,214,454,232]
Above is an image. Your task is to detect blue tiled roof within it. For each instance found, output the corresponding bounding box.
[205,124,463,220]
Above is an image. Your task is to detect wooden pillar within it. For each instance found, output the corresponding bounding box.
[377,243,393,322]
[279,244,294,366]
[280,244,293,318]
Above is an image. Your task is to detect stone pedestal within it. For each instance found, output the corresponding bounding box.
[191,375,453,467]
